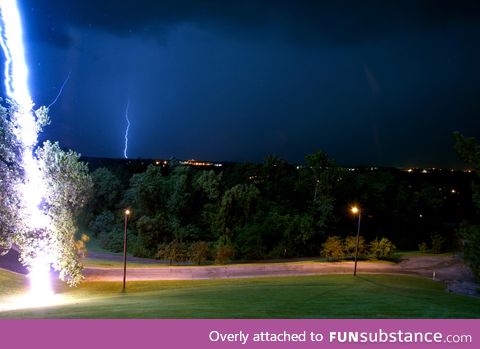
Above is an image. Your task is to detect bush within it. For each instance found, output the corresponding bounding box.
[156,243,169,260]
[321,236,344,261]
[458,222,480,280]
[156,240,189,265]
[75,234,90,258]
[99,228,135,253]
[89,211,115,237]
[370,237,396,259]
[215,243,235,264]
[132,237,153,258]
[344,235,367,258]
[418,242,428,253]
[98,228,123,252]
[189,241,210,264]
[430,232,445,254]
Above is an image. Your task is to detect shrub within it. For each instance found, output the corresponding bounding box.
[99,228,125,252]
[89,211,115,237]
[156,240,189,265]
[215,243,235,264]
[189,241,210,264]
[156,243,169,260]
[75,234,90,258]
[458,222,480,280]
[344,235,367,258]
[132,237,153,258]
[321,236,344,261]
[370,237,396,259]
[431,232,445,254]
[418,242,428,253]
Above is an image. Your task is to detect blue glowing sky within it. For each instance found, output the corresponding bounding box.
[7,0,480,166]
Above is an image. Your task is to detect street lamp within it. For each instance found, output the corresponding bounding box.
[351,205,361,276]
[123,209,130,291]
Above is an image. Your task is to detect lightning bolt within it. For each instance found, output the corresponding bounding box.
[0,0,54,299]
[124,99,130,159]
[47,71,71,109]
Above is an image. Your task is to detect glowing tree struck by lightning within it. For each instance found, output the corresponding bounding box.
[0,0,53,299]
[1,0,60,301]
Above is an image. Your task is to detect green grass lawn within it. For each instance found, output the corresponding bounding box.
[0,269,479,319]
[393,250,452,258]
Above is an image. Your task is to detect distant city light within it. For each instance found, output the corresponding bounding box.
[179,159,222,167]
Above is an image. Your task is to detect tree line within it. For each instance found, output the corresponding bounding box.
[82,149,475,265]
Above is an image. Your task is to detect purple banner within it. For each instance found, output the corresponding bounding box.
[0,319,477,349]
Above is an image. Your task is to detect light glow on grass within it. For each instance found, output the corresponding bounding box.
[0,269,75,313]
[0,293,72,312]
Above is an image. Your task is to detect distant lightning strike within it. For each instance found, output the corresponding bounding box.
[47,71,71,109]
[0,0,54,300]
[124,99,130,159]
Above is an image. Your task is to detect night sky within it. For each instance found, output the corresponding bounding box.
[9,0,480,166]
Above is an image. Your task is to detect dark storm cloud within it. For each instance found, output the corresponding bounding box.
[15,0,480,166]
[22,0,480,47]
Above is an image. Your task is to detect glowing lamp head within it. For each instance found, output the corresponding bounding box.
[351,206,359,215]
[125,209,130,216]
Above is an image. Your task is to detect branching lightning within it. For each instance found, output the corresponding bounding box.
[124,99,130,159]
[47,71,71,109]
[0,0,54,300]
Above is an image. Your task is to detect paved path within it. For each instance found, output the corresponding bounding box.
[1,250,477,296]
[82,255,477,296]
[84,260,400,281]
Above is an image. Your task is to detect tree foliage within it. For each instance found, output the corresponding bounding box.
[34,141,93,285]
[1,102,92,286]
[90,167,123,214]
[454,132,480,279]
[0,102,23,251]
[217,183,260,236]
[83,146,471,264]
[458,222,480,280]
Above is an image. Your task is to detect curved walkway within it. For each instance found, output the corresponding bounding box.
[1,250,477,296]
[83,255,477,296]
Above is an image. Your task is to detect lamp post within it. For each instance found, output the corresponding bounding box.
[351,206,361,276]
[123,209,130,291]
